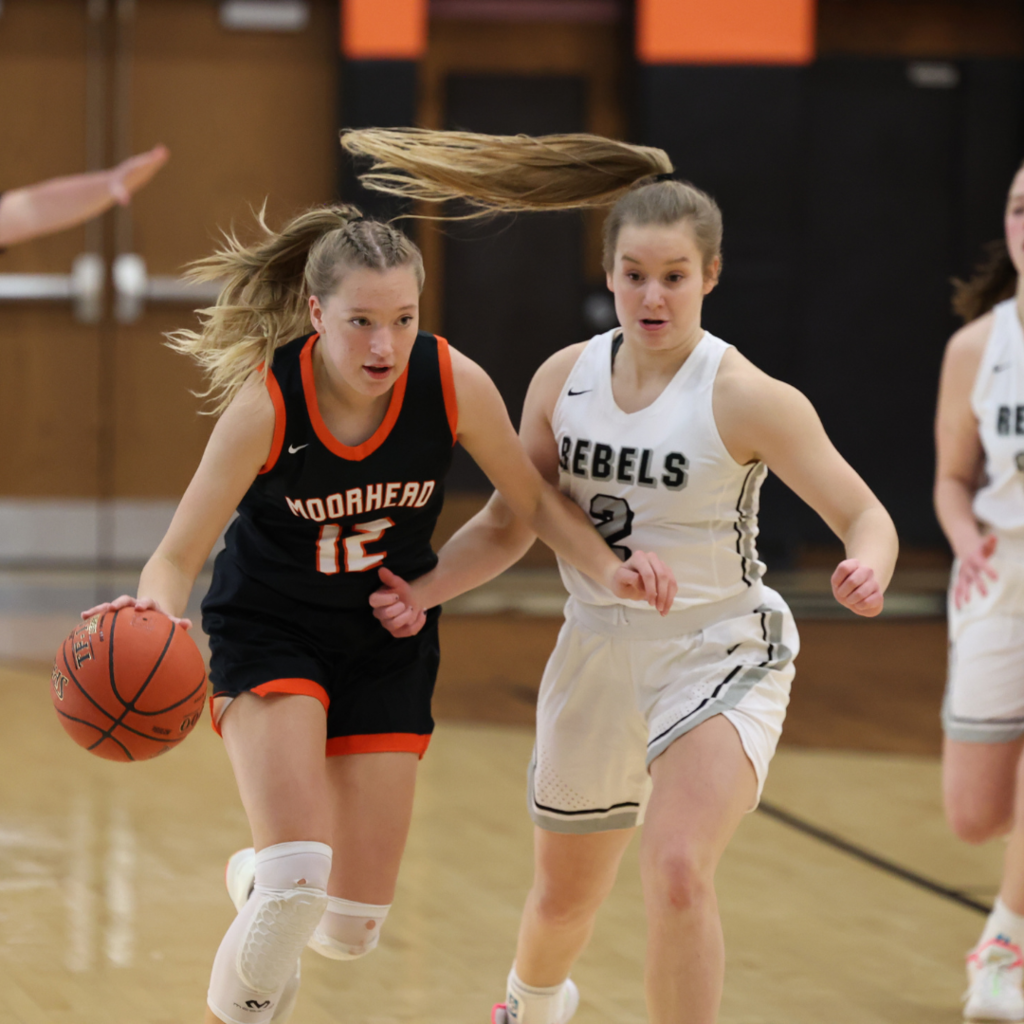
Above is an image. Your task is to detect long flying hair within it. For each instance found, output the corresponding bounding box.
[341,127,723,271]
[167,204,423,414]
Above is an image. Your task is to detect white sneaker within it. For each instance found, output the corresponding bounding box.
[965,935,1024,1022]
[492,978,580,1024]
[225,847,256,912]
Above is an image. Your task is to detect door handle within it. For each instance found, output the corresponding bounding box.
[0,253,105,323]
[113,253,223,324]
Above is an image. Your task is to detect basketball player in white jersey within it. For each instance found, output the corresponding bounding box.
[936,161,1024,1022]
[344,128,900,1024]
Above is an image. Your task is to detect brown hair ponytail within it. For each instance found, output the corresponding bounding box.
[167,204,423,414]
[341,127,723,274]
[952,239,1018,324]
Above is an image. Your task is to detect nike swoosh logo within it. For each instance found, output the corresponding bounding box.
[994,363,1012,373]
[288,444,309,454]
[567,389,592,397]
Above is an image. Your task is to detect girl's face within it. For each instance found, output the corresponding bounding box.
[607,220,719,350]
[1006,168,1024,277]
[309,265,420,398]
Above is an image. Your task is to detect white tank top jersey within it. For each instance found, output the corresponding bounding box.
[972,298,1024,536]
[553,328,767,611]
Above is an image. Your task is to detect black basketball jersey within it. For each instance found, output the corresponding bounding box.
[213,330,457,610]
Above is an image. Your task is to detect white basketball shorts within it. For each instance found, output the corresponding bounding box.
[528,584,798,834]
[944,535,1024,744]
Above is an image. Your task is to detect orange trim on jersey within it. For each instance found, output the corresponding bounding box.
[209,694,223,735]
[251,678,330,711]
[300,334,409,461]
[325,732,432,758]
[435,335,459,445]
[208,680,328,736]
[259,367,288,474]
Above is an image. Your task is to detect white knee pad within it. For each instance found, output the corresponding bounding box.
[307,896,391,961]
[273,959,301,1024]
[208,841,331,1024]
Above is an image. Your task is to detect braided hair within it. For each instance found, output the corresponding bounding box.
[167,204,423,413]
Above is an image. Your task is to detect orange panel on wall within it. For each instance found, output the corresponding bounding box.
[637,0,816,65]
[342,0,427,59]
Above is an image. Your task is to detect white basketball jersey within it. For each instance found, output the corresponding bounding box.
[553,329,766,611]
[972,299,1024,535]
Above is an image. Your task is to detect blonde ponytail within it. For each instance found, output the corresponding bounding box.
[341,127,672,213]
[341,127,722,273]
[167,203,423,414]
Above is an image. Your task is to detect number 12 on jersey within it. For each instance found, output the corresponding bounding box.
[316,518,395,574]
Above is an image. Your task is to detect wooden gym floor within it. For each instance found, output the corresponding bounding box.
[0,561,1001,1024]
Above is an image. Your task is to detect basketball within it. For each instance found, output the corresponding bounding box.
[50,606,207,762]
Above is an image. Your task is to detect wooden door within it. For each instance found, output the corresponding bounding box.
[0,1,100,499]
[0,0,339,552]
[113,0,339,498]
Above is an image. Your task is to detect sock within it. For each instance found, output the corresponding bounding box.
[506,966,569,1024]
[979,898,1024,951]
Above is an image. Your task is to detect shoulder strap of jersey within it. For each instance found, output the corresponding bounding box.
[405,331,458,446]
[257,334,313,475]
[434,334,458,444]
[972,301,1015,414]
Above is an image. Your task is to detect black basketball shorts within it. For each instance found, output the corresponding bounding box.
[201,571,440,758]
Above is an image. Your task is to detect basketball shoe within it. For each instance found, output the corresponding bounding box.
[964,935,1024,1022]
[224,847,300,1023]
[492,978,580,1024]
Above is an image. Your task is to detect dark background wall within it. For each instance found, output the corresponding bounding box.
[640,57,1024,555]
[441,74,587,489]
[338,0,1024,559]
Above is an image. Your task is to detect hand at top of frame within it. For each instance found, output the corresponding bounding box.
[609,550,677,615]
[107,145,170,205]
[370,568,428,638]
[831,558,884,617]
[952,534,998,611]
[80,593,192,632]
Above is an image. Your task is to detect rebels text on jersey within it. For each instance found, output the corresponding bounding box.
[558,435,688,491]
[214,331,458,609]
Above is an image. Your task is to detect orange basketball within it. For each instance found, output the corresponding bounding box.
[51,607,207,761]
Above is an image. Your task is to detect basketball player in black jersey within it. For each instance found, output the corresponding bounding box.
[82,203,674,1024]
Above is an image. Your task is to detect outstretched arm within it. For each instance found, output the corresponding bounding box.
[402,345,575,602]
[0,145,169,247]
[372,345,675,634]
[81,375,274,627]
[716,351,898,616]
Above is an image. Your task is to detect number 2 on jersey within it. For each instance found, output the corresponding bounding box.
[316,518,395,574]
[589,495,634,561]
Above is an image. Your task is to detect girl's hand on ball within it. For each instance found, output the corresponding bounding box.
[831,558,884,617]
[80,594,193,631]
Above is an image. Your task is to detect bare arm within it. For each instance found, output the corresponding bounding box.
[716,350,899,616]
[82,375,274,625]
[373,345,674,633]
[934,314,996,607]
[433,348,668,601]
[0,146,168,247]
[405,344,583,603]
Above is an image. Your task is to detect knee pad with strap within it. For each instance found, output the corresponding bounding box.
[208,841,331,1024]
[307,896,391,961]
